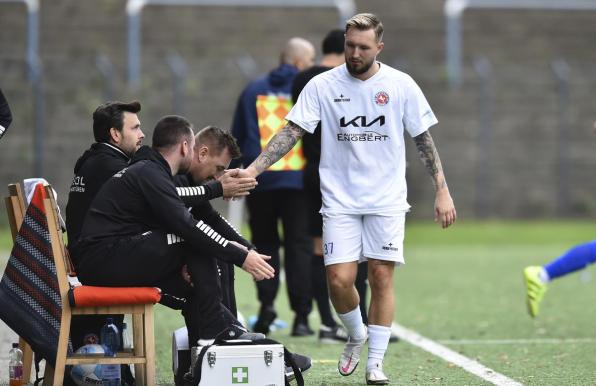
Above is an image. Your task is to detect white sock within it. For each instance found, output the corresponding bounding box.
[337,307,366,341]
[539,267,550,283]
[367,324,391,371]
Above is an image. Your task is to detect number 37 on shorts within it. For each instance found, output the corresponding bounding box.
[323,242,334,255]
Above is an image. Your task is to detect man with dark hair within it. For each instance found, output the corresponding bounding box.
[66,100,144,248]
[72,115,274,351]
[64,101,144,381]
[0,88,12,140]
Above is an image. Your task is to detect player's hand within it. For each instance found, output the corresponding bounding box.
[241,250,274,281]
[434,188,456,229]
[238,166,258,179]
[219,169,257,199]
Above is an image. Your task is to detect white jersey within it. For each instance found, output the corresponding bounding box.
[286,62,438,214]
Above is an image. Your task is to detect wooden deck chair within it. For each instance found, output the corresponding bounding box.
[4,183,160,385]
[4,183,34,384]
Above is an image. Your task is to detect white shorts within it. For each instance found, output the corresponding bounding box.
[321,212,406,266]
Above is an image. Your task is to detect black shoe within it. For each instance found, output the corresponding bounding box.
[318,324,349,343]
[291,316,314,337]
[209,323,265,343]
[253,306,277,334]
[285,352,312,382]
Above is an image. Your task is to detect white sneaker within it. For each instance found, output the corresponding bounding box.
[366,367,390,385]
[337,327,367,376]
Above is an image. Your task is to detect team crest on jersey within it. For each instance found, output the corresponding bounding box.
[374,91,389,106]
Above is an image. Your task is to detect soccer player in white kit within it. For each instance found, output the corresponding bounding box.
[243,13,456,385]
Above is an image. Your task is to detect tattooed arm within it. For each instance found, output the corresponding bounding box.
[245,121,307,177]
[413,130,457,228]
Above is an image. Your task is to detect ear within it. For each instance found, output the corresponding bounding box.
[109,127,121,144]
[181,140,189,157]
[198,145,209,161]
[377,41,385,54]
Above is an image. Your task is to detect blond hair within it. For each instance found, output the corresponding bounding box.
[345,13,383,42]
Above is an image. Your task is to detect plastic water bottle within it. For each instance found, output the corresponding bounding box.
[9,342,24,386]
[100,318,121,386]
[122,322,132,351]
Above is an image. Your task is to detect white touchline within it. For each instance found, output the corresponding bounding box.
[438,338,596,345]
[391,323,524,386]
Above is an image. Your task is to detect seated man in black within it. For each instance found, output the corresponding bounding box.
[65,101,144,378]
[176,125,256,325]
[72,115,275,350]
[66,101,145,249]
[176,125,313,380]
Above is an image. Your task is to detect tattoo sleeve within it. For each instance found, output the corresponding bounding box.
[413,130,448,191]
[251,121,307,175]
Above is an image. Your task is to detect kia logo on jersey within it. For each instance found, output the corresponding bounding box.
[339,115,385,128]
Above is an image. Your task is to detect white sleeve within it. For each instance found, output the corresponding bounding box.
[402,75,438,137]
[285,78,320,133]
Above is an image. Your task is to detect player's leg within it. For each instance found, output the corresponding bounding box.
[355,261,369,324]
[305,171,346,341]
[246,191,281,333]
[327,262,360,318]
[323,213,367,375]
[524,240,596,317]
[362,213,406,385]
[365,259,394,385]
[280,189,314,336]
[544,240,596,279]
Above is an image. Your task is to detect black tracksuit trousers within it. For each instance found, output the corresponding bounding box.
[75,230,238,346]
[246,189,312,317]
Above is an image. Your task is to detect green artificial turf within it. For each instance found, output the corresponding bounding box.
[0,220,593,384]
[149,220,596,385]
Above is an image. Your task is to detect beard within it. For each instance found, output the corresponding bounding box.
[346,58,375,76]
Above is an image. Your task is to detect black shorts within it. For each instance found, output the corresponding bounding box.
[304,165,322,237]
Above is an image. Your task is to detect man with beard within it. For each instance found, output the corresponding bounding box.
[64,101,144,382]
[66,100,144,249]
[241,13,457,385]
[72,116,274,353]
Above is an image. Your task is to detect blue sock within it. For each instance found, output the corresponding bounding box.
[544,241,596,280]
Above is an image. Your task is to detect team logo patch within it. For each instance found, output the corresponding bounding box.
[374,91,389,106]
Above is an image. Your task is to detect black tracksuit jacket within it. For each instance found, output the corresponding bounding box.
[66,142,130,247]
[175,174,254,252]
[76,146,247,267]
